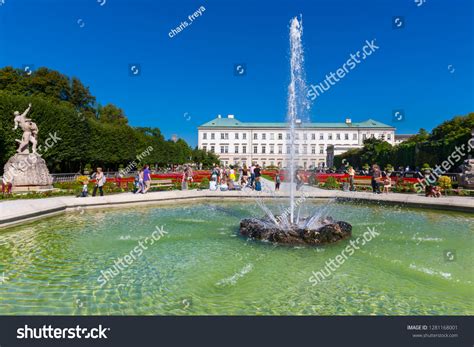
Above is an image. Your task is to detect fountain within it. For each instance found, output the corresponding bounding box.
[240,16,352,245]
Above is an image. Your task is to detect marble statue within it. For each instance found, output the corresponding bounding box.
[2,103,53,192]
[13,103,38,154]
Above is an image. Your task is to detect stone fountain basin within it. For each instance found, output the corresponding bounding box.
[240,216,352,245]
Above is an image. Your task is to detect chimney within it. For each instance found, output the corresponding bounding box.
[295,119,302,125]
[228,114,234,119]
[345,118,352,124]
[217,114,222,118]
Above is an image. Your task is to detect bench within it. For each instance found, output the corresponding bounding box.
[149,179,174,190]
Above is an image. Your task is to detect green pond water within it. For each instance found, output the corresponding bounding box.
[0,200,472,315]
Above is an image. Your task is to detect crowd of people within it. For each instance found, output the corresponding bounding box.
[208,164,279,192]
[8,161,445,199]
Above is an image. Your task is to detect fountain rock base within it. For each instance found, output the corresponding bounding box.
[240,217,352,245]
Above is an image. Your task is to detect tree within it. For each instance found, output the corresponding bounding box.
[0,66,206,173]
[97,104,128,125]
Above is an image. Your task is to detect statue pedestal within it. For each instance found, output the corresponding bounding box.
[3,153,53,192]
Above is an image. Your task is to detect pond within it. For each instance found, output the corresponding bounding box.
[0,200,472,315]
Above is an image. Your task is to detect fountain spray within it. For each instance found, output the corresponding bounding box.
[287,15,308,224]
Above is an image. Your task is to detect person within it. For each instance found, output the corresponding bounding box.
[383,174,391,194]
[182,166,189,190]
[143,164,151,193]
[295,170,303,191]
[241,165,248,186]
[211,165,219,182]
[218,166,223,185]
[92,167,105,196]
[209,173,218,191]
[133,170,140,193]
[187,165,194,184]
[275,172,281,191]
[249,164,255,188]
[227,177,236,190]
[426,184,442,198]
[371,164,381,194]
[2,175,12,195]
[405,165,410,172]
[80,178,89,197]
[220,179,229,191]
[134,169,144,194]
[348,166,355,191]
[254,164,261,186]
[229,167,236,181]
[255,176,262,191]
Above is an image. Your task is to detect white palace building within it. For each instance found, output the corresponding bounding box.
[198,115,397,169]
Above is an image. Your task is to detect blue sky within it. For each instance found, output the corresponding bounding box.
[0,0,472,147]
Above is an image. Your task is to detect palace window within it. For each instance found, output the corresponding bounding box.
[210,145,215,153]
[203,133,207,140]
[270,145,274,154]
[311,133,316,140]
[311,145,316,154]
[336,133,341,140]
[234,145,239,153]
[242,145,247,154]
[319,133,324,140]
[211,133,215,140]
[278,133,283,140]
[253,146,258,154]
[270,133,274,140]
[262,145,266,154]
[262,133,266,140]
[243,133,247,140]
[345,133,349,140]
[235,133,239,140]
[353,133,357,140]
[254,133,258,140]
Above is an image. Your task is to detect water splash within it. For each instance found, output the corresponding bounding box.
[287,15,310,224]
[251,16,326,231]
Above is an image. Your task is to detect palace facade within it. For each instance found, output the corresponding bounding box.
[198,115,396,168]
